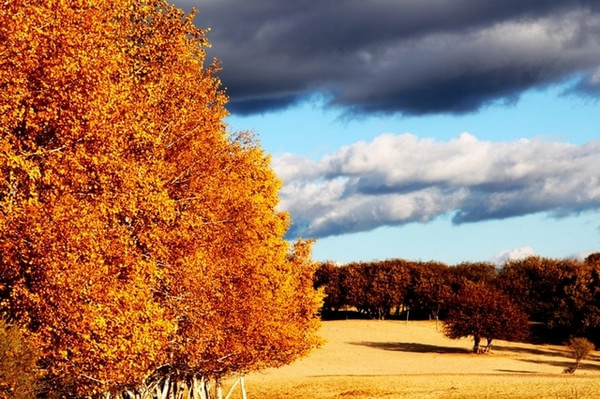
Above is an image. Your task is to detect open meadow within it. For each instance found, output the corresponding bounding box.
[230,320,600,399]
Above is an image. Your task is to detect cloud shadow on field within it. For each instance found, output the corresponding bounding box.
[350,341,471,354]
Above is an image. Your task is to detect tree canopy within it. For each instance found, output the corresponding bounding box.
[0,1,321,396]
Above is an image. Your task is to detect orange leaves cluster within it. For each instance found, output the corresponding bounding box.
[1,0,321,396]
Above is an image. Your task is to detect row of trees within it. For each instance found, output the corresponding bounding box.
[1,1,321,398]
[314,259,496,320]
[314,255,600,351]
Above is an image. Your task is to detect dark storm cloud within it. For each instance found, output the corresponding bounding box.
[174,0,600,115]
[273,134,600,239]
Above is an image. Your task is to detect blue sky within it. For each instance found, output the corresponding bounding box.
[226,86,600,265]
[176,0,600,265]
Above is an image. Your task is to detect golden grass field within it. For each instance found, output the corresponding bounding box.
[226,320,600,399]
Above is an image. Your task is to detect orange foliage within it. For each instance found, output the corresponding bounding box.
[0,0,321,396]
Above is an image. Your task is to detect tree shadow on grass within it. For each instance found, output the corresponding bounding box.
[349,341,471,354]
[492,344,569,359]
[588,353,600,362]
[492,346,600,372]
[517,358,600,372]
[495,369,538,374]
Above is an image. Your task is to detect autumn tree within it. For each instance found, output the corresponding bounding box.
[497,257,573,321]
[1,1,175,394]
[405,261,451,320]
[497,257,582,342]
[0,1,321,397]
[444,282,528,353]
[584,253,600,266]
[552,261,600,345]
[342,263,372,316]
[361,261,408,319]
[314,262,346,314]
[450,262,498,286]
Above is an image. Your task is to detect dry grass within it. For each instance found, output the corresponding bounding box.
[225,320,600,398]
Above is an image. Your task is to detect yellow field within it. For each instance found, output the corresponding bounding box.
[226,320,600,398]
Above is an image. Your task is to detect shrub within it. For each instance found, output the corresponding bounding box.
[0,319,43,399]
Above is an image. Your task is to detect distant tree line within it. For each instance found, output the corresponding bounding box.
[314,254,600,350]
[314,259,497,320]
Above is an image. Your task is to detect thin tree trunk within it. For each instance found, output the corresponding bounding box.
[486,338,493,353]
[158,375,170,399]
[214,377,248,399]
[473,335,481,353]
[240,378,247,399]
[204,379,212,399]
[101,375,217,399]
[215,379,223,399]
[191,377,210,399]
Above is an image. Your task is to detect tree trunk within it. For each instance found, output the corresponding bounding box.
[95,374,222,399]
[240,378,247,399]
[564,361,579,374]
[486,338,493,353]
[224,377,248,399]
[215,379,222,399]
[473,335,481,353]
[158,375,170,399]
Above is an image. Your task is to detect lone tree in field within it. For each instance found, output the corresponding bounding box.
[564,337,595,374]
[0,1,321,397]
[444,282,528,353]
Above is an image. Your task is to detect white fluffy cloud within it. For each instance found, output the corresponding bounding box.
[276,133,600,238]
[491,246,537,266]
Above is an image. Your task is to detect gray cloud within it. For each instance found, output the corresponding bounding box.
[272,134,600,238]
[174,0,600,115]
